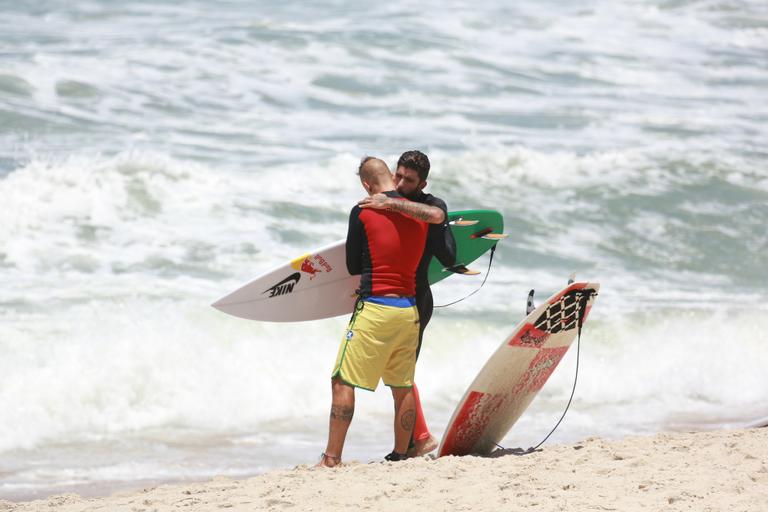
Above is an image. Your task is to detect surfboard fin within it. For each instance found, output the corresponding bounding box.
[481,233,508,240]
[526,289,536,314]
[471,227,508,240]
[470,228,493,239]
[444,264,481,276]
[450,218,479,226]
[568,273,576,285]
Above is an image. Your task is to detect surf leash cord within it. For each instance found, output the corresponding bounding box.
[434,244,497,309]
[496,289,598,456]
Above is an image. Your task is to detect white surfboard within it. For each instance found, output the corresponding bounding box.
[212,210,504,322]
[212,240,357,322]
[438,281,600,457]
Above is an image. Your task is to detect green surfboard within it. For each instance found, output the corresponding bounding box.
[427,209,504,285]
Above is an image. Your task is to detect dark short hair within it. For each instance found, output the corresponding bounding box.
[397,150,430,181]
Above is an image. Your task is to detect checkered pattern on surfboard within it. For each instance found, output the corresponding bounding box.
[533,289,596,334]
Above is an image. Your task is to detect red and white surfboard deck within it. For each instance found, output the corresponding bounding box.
[438,281,600,457]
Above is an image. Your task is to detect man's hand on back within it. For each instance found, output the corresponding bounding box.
[358,193,390,210]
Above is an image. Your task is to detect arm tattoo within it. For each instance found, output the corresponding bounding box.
[387,200,443,224]
[331,405,354,422]
[400,409,416,431]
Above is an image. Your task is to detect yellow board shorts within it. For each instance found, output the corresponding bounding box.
[332,297,420,391]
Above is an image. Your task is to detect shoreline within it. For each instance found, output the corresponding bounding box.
[3,427,767,511]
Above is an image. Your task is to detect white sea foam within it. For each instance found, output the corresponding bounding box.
[2,286,766,457]
[1,146,763,311]
[0,299,345,454]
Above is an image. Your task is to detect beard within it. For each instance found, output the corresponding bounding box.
[398,188,421,201]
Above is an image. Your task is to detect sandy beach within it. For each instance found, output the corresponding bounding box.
[3,427,766,512]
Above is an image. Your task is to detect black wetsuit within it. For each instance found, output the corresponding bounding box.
[412,191,456,357]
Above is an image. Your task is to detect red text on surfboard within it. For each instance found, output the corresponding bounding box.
[299,254,333,280]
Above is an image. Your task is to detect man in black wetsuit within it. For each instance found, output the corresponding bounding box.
[358,150,456,456]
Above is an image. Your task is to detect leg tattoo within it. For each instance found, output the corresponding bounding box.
[400,409,416,431]
[331,405,354,422]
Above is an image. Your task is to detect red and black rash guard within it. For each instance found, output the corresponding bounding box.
[346,191,428,298]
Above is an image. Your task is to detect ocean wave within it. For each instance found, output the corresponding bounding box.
[1,298,766,454]
[1,146,765,307]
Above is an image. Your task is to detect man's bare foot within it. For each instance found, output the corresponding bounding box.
[406,435,438,457]
[315,453,342,468]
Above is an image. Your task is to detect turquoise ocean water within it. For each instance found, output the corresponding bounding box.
[1,0,767,500]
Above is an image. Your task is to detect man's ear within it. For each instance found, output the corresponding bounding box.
[418,180,427,191]
[362,180,373,194]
